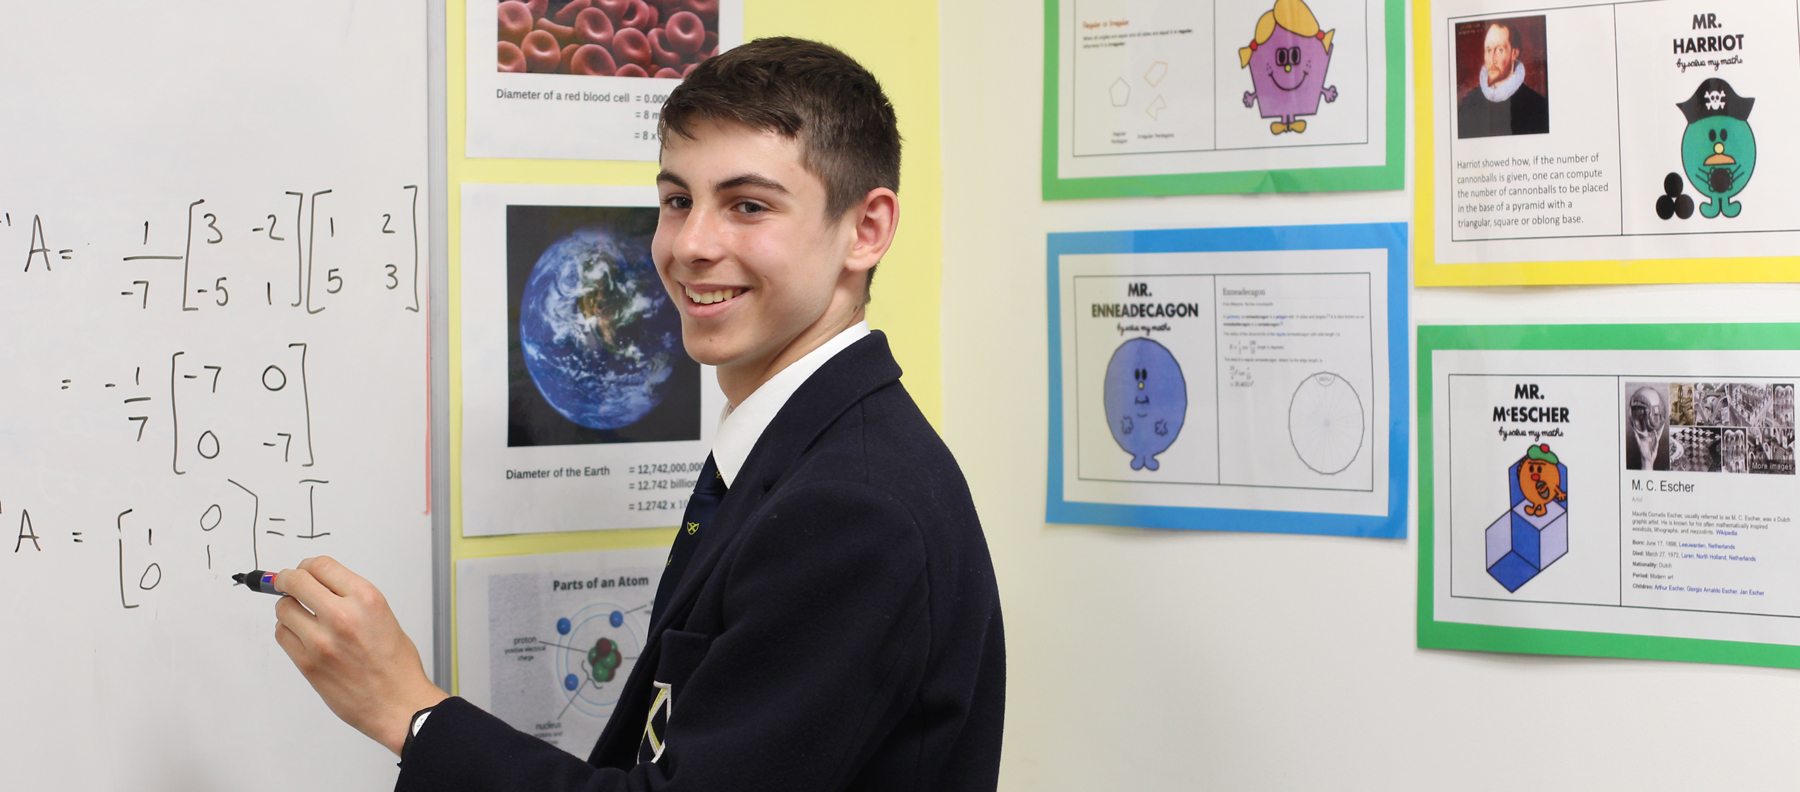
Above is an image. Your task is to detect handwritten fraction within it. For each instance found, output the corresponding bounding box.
[4,184,425,610]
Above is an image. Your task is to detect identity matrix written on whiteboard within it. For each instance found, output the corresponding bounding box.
[2,183,427,611]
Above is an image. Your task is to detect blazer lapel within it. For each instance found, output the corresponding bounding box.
[649,331,904,633]
[588,332,905,768]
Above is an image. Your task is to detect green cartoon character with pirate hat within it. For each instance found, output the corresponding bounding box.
[1676,78,1756,218]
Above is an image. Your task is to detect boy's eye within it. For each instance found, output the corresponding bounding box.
[735,200,768,215]
[661,195,691,210]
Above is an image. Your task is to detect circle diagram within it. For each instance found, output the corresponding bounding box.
[1288,372,1365,475]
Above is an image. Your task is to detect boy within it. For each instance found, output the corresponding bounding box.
[269,37,1006,791]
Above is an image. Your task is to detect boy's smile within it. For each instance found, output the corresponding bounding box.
[653,119,895,405]
[683,285,746,305]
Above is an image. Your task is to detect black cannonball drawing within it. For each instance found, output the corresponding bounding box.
[1655,171,1695,220]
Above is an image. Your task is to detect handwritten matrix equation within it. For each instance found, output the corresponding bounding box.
[2,184,429,611]
[12,185,421,315]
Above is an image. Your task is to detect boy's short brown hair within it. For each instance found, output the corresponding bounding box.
[659,37,900,301]
[660,37,901,218]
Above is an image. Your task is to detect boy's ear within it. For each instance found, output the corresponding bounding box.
[843,187,899,277]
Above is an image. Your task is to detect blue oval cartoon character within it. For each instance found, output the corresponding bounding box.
[1103,338,1187,471]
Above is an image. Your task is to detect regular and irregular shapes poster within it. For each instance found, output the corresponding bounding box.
[460,183,726,536]
[456,547,665,757]
[466,0,745,161]
[1417,0,1800,284]
[1042,0,1404,198]
[1046,223,1407,537]
[1420,323,1800,669]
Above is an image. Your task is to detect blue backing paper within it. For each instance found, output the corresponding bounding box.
[1045,223,1409,538]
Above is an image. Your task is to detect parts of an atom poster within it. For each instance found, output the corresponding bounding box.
[456,547,665,756]
[1046,222,1407,537]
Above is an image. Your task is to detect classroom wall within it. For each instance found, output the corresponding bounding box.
[941,1,1800,788]
[443,0,943,689]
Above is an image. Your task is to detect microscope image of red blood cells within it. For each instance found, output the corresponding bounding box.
[682,62,696,77]
[681,0,718,21]
[648,30,683,68]
[574,8,614,47]
[498,41,527,72]
[570,43,617,75]
[536,17,576,44]
[621,0,658,31]
[686,31,716,63]
[498,1,534,44]
[505,0,716,77]
[553,0,593,25]
[663,11,704,54]
[522,29,563,72]
[593,0,632,24]
[612,27,652,68]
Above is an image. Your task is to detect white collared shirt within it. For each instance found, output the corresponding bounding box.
[711,321,871,488]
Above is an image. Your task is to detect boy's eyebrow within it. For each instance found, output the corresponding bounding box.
[716,173,790,194]
[655,170,689,189]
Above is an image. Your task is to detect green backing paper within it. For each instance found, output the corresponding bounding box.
[1418,323,1800,669]
[1041,0,1405,199]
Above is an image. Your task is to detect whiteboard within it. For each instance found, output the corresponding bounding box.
[0,3,433,790]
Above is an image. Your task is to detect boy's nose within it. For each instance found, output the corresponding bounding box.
[672,205,728,264]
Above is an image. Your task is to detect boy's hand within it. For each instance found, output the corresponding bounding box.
[273,556,447,755]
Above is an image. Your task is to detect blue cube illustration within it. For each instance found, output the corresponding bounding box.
[1486,456,1569,593]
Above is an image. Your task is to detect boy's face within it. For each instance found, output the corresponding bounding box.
[653,120,873,396]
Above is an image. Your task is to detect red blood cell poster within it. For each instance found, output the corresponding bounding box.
[469,0,745,161]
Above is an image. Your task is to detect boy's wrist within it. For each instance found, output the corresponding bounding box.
[378,683,450,756]
[398,703,438,763]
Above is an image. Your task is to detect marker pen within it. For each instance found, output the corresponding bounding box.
[232,570,286,596]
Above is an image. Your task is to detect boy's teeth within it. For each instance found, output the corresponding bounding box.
[687,287,742,305]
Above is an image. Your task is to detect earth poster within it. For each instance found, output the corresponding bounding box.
[506,205,700,446]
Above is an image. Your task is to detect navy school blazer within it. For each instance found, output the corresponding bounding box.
[398,332,1005,791]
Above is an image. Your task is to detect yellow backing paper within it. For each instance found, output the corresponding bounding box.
[1413,0,1800,286]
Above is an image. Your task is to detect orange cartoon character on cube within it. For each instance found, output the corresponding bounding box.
[1516,443,1566,516]
[1487,443,1570,593]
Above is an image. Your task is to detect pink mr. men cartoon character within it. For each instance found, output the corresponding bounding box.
[1240,0,1338,134]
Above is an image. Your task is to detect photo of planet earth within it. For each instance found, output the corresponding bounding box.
[507,205,700,447]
